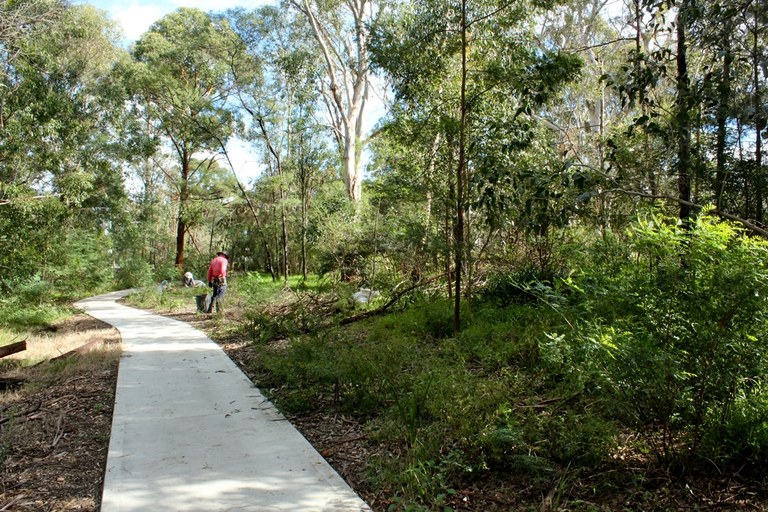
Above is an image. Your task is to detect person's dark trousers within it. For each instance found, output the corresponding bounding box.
[207,278,227,313]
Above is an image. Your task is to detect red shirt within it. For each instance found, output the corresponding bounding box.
[207,255,228,282]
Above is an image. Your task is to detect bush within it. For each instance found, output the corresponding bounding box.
[12,274,54,305]
[701,388,768,474]
[0,301,72,331]
[481,265,566,306]
[566,213,768,462]
[115,259,156,289]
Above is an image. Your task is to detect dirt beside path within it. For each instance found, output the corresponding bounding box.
[0,315,120,511]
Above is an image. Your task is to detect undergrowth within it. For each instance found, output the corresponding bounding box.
[234,215,768,510]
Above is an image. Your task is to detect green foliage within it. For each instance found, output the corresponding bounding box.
[254,289,585,508]
[543,409,617,467]
[481,263,565,306]
[311,193,373,281]
[115,259,156,289]
[0,304,71,332]
[702,388,768,473]
[0,193,68,290]
[458,305,546,371]
[246,213,768,508]
[560,213,768,464]
[2,0,767,504]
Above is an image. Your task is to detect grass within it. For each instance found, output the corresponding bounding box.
[197,267,768,511]
[4,325,119,366]
[0,298,122,389]
[0,321,121,388]
[0,303,73,331]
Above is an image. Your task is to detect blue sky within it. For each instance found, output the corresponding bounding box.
[81,0,275,42]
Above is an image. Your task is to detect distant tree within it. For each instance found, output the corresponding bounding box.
[371,0,581,330]
[130,8,250,270]
[605,0,767,228]
[225,6,334,281]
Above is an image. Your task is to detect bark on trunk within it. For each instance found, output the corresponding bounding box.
[753,11,763,224]
[175,153,191,271]
[454,0,468,333]
[715,45,732,210]
[676,4,692,222]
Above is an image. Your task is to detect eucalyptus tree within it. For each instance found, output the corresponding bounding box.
[739,0,766,222]
[698,0,768,225]
[0,1,128,292]
[287,0,384,203]
[534,0,651,234]
[371,0,580,330]
[130,7,251,271]
[1,1,124,194]
[536,0,623,163]
[0,0,65,112]
[226,6,333,281]
[605,0,767,228]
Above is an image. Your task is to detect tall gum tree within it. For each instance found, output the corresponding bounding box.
[603,0,766,231]
[288,0,382,203]
[130,8,248,270]
[0,2,128,286]
[225,6,325,282]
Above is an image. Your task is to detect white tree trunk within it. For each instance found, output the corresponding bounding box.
[292,0,375,203]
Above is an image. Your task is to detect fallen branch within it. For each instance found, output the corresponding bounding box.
[0,340,26,359]
[339,274,444,326]
[0,401,42,426]
[0,496,27,511]
[48,339,104,363]
[50,412,65,448]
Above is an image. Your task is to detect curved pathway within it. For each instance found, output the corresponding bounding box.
[76,291,370,512]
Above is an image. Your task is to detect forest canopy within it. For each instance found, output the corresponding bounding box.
[1,0,765,293]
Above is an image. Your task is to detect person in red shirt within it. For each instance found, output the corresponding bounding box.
[206,250,229,313]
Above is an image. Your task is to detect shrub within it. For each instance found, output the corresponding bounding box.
[701,388,768,474]
[115,259,155,289]
[567,213,768,463]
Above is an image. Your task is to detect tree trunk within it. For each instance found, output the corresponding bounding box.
[280,192,289,283]
[715,44,732,210]
[342,128,363,201]
[257,116,290,282]
[446,165,454,300]
[753,9,763,224]
[294,0,370,204]
[175,152,191,271]
[454,0,468,333]
[301,190,308,281]
[423,133,441,248]
[270,190,281,277]
[676,2,692,222]
[635,0,658,196]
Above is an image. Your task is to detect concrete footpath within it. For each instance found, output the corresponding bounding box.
[75,290,371,512]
